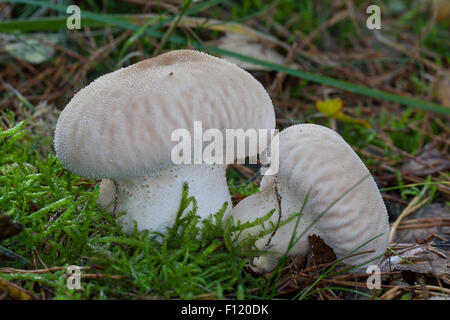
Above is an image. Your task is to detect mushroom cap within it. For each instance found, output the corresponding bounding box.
[260,124,389,264]
[54,50,275,179]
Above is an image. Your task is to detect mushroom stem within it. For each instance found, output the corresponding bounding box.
[225,178,320,272]
[99,164,230,234]
[98,179,117,209]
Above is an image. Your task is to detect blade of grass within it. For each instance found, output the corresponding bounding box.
[116,16,159,68]
[0,1,222,32]
[203,47,450,115]
[153,0,193,57]
[222,0,282,24]
[386,248,414,265]
[379,181,449,192]
[3,83,35,111]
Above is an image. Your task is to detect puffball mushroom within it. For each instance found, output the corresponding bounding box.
[227,124,390,272]
[54,50,275,234]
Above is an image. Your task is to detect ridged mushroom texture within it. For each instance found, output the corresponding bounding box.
[226,124,390,273]
[54,50,275,234]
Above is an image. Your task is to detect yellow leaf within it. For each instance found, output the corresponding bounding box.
[315,98,371,128]
[0,277,34,300]
[315,98,343,116]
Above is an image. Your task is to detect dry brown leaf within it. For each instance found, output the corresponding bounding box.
[401,144,450,176]
[394,204,450,244]
[386,244,449,284]
[305,235,337,268]
[231,193,247,207]
[0,213,23,241]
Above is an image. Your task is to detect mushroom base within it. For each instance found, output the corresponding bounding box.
[225,179,321,273]
[99,164,231,235]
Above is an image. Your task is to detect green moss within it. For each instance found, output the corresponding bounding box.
[0,122,271,299]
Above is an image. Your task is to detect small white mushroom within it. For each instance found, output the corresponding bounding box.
[54,50,275,234]
[226,124,390,272]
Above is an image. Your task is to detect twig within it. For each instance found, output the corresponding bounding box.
[0,266,89,274]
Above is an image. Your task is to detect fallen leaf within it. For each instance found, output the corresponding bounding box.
[0,213,23,241]
[386,244,449,284]
[2,34,57,64]
[382,199,450,287]
[214,33,291,71]
[401,145,450,176]
[315,98,371,128]
[393,204,450,244]
[305,234,337,268]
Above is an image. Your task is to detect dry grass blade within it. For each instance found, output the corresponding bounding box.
[0,266,90,274]
[389,195,430,244]
[380,286,402,300]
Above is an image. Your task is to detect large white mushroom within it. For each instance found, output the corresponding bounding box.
[54,50,275,234]
[226,124,390,272]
